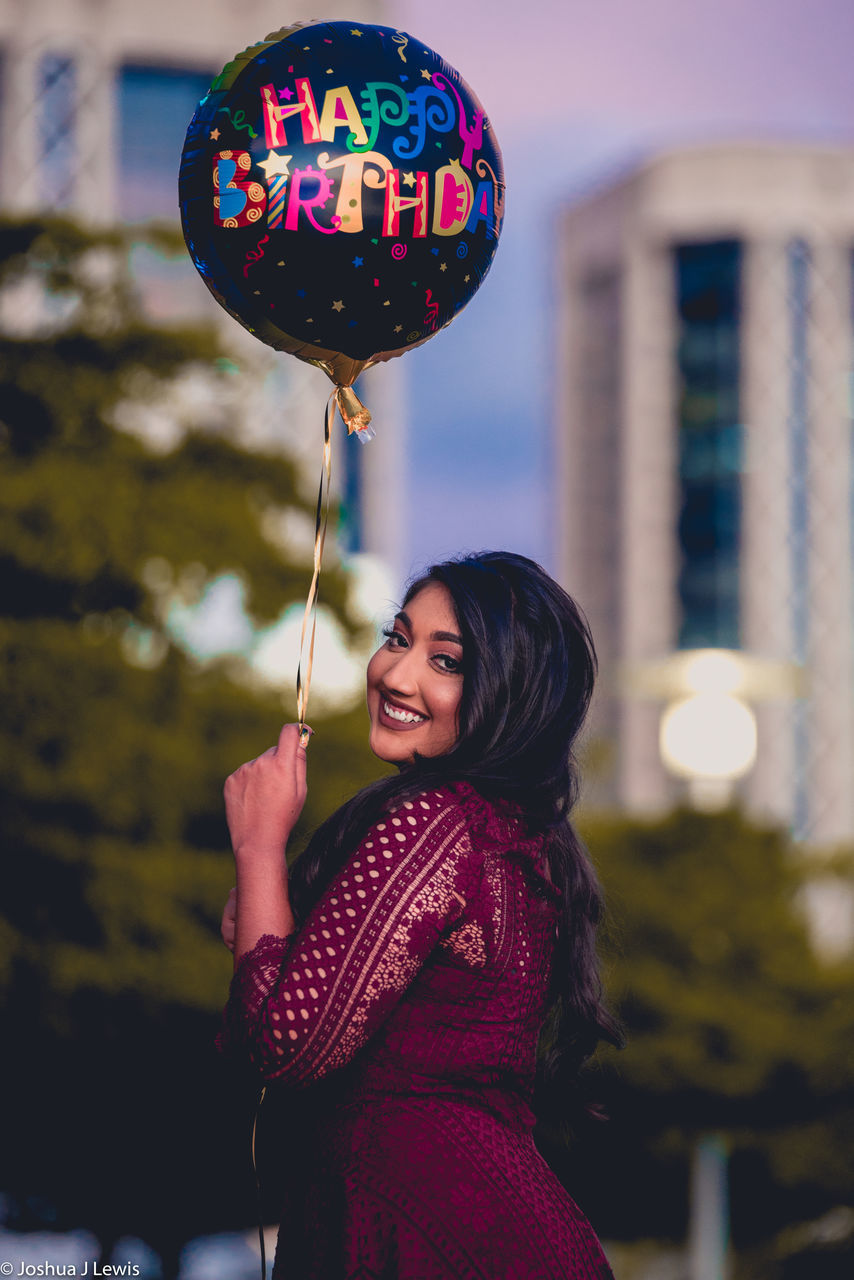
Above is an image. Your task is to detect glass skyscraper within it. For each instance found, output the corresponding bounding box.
[555,143,854,844]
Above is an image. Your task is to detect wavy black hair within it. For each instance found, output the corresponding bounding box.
[289,551,623,1111]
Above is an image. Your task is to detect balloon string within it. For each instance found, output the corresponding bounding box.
[251,1085,267,1280]
[295,392,335,734]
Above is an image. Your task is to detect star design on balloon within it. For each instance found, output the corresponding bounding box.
[350,28,363,36]
[464,274,471,282]
[352,256,364,267]
[439,263,447,272]
[394,324,403,332]
[278,87,294,101]
[402,172,416,188]
[258,151,293,178]
[209,128,221,141]
[332,300,345,311]
[420,68,432,81]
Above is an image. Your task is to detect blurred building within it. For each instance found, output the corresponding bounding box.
[556,142,854,844]
[0,0,404,583]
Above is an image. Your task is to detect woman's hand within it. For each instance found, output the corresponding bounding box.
[224,722,311,864]
[221,886,237,953]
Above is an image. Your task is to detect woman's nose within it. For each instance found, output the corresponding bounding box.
[386,647,419,694]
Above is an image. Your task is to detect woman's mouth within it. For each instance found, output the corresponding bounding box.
[380,697,427,728]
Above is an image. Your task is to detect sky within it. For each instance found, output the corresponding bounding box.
[390,0,854,578]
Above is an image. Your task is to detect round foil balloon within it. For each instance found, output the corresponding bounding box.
[179,20,505,388]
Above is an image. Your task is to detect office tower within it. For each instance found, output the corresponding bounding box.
[555,143,854,844]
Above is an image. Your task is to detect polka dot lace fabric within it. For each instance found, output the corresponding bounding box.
[221,784,614,1279]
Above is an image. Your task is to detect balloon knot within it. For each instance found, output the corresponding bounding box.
[335,385,374,440]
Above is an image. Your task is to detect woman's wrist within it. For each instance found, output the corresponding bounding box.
[233,841,289,868]
[233,861,296,964]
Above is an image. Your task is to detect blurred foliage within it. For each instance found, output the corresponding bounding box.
[587,807,854,1105]
[0,215,381,1022]
[549,806,854,1264]
[0,217,384,1268]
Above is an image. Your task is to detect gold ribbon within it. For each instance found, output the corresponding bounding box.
[251,1085,267,1280]
[335,384,373,437]
[295,393,335,737]
[294,386,374,737]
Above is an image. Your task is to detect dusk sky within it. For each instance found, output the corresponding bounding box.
[389,0,854,579]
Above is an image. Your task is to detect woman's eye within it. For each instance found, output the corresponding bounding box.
[382,627,407,648]
[433,653,462,673]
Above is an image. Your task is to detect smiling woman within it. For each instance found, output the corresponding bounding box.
[218,551,622,1280]
[367,582,464,762]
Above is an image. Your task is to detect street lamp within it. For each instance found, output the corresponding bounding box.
[621,647,803,1280]
[658,651,758,810]
[622,648,801,809]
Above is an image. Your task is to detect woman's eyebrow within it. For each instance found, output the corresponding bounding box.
[395,611,463,646]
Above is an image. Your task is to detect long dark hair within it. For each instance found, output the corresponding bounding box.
[289,551,622,1107]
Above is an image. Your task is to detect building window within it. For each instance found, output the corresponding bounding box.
[40,54,76,210]
[674,240,742,649]
[119,64,212,221]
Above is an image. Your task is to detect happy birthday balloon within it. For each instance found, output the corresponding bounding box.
[178,20,505,392]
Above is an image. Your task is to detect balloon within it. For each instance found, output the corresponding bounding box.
[178,20,505,391]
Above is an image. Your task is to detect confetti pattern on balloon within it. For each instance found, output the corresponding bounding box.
[179,20,504,387]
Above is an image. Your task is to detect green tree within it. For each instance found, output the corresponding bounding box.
[556,806,854,1272]
[0,217,383,1270]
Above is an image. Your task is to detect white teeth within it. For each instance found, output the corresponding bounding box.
[383,699,425,724]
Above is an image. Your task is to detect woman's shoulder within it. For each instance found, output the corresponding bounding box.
[367,781,557,902]
[388,779,545,862]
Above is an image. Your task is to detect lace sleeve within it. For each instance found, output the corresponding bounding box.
[219,788,482,1085]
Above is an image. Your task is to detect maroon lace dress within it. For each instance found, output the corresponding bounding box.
[221,782,613,1279]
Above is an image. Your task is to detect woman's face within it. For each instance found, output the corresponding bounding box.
[366,581,464,764]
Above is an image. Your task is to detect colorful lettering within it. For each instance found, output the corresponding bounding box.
[266,174,289,229]
[383,169,429,237]
[475,157,505,228]
[260,79,321,148]
[353,82,410,153]
[284,165,338,234]
[213,151,266,227]
[431,160,473,236]
[465,180,495,238]
[318,85,369,148]
[433,73,483,169]
[394,85,455,160]
[317,150,392,233]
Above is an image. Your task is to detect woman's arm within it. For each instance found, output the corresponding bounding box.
[221,788,482,1086]
[223,722,308,966]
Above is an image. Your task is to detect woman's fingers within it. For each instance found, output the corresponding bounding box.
[274,722,311,798]
[223,724,312,860]
[221,886,237,951]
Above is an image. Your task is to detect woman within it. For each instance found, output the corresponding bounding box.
[220,551,621,1279]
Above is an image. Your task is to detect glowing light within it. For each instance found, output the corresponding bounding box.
[660,694,757,781]
[681,649,747,696]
